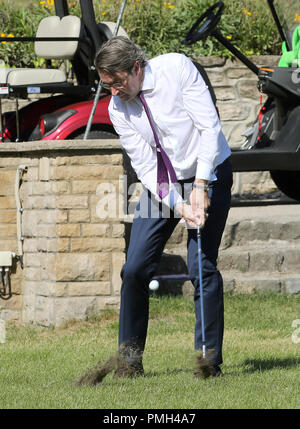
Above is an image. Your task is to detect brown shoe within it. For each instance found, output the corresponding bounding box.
[114,359,144,378]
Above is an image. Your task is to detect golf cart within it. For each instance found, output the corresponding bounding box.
[185,0,300,201]
[0,0,127,143]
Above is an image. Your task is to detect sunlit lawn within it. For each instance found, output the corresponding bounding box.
[0,293,299,409]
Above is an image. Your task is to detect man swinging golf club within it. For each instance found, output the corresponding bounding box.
[93,36,232,379]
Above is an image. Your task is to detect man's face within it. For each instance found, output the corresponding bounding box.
[99,61,143,101]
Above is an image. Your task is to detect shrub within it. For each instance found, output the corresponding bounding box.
[0,0,286,68]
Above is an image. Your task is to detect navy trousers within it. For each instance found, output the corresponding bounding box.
[119,158,233,365]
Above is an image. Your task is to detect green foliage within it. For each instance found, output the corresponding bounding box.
[0,1,50,67]
[0,0,283,68]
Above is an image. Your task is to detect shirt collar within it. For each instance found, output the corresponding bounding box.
[141,62,154,92]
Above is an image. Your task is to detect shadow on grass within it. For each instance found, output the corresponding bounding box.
[243,357,299,373]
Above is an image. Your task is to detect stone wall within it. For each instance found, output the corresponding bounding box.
[0,140,126,325]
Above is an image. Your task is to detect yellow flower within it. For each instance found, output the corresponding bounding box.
[226,35,232,40]
[101,11,107,16]
[242,8,252,16]
[1,32,6,44]
[294,13,300,22]
[7,34,14,38]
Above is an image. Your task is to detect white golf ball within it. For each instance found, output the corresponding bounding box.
[149,280,159,291]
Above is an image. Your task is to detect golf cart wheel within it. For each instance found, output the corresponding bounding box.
[270,170,300,201]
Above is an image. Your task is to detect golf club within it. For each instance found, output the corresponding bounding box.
[194,225,215,379]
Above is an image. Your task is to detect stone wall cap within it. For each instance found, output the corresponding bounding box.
[0,139,122,153]
[193,55,281,68]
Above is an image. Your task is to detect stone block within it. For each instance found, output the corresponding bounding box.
[54,283,69,297]
[22,209,68,225]
[55,252,110,281]
[217,102,251,121]
[28,181,70,195]
[32,238,70,253]
[71,237,125,252]
[98,296,120,311]
[0,170,16,195]
[0,239,18,253]
[111,252,125,295]
[237,79,260,100]
[0,210,17,223]
[218,249,250,272]
[68,209,90,223]
[81,223,110,237]
[225,275,282,294]
[215,86,237,101]
[111,223,125,238]
[56,224,81,237]
[281,250,300,272]
[282,276,300,294]
[56,195,88,209]
[0,156,36,168]
[0,224,17,238]
[53,296,99,325]
[67,281,111,296]
[24,195,56,210]
[25,167,38,182]
[205,70,226,84]
[39,157,50,181]
[0,196,16,209]
[111,154,123,165]
[226,67,255,79]
[10,276,23,295]
[34,295,55,326]
[53,165,123,180]
[1,294,22,311]
[72,180,103,194]
[55,154,111,166]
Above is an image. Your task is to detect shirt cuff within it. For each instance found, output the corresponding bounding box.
[195,161,214,181]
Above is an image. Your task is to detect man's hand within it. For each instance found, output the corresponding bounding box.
[175,202,200,229]
[175,180,210,229]
[190,186,210,228]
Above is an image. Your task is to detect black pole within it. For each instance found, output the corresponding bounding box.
[212,29,259,75]
[267,0,292,50]
[54,0,69,18]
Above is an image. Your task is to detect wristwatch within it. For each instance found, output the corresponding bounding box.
[193,182,210,192]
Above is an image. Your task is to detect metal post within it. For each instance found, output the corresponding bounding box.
[0,99,3,142]
[15,98,20,142]
[83,0,127,140]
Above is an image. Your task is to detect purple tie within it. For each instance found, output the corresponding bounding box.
[139,91,178,199]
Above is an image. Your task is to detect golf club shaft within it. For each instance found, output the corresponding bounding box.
[197,225,206,358]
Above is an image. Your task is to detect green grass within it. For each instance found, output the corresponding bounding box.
[0,293,299,409]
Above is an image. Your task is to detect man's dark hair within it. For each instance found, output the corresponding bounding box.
[95,35,147,75]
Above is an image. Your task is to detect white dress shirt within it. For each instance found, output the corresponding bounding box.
[108,53,231,208]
